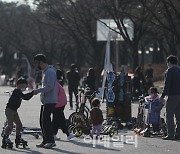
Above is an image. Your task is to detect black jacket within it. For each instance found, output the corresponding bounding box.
[6,89,33,111]
[162,66,180,97]
[66,70,80,90]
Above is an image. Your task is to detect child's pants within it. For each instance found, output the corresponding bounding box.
[5,108,22,135]
[91,124,102,136]
[52,106,68,136]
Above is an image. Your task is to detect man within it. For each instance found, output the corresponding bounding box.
[66,64,80,110]
[34,54,58,148]
[160,55,180,140]
[56,63,65,86]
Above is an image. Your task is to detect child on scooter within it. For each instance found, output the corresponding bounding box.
[145,87,163,135]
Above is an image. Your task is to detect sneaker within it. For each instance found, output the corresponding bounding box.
[152,132,160,135]
[36,142,46,148]
[43,143,56,149]
[162,136,175,140]
[54,135,60,141]
[67,133,75,140]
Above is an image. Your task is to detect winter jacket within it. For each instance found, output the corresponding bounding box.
[90,107,103,125]
[35,66,58,104]
[145,96,163,124]
[162,66,180,97]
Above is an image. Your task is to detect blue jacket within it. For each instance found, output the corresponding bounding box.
[145,96,163,124]
[162,66,180,97]
[35,66,58,105]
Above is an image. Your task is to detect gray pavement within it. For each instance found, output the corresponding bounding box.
[0,86,179,154]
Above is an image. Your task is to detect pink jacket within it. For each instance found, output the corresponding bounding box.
[55,82,67,108]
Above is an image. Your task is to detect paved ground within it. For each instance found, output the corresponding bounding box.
[0,85,179,154]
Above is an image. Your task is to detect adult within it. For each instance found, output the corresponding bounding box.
[84,68,96,92]
[160,55,180,140]
[56,63,65,86]
[83,68,96,102]
[66,64,80,110]
[133,66,145,99]
[33,54,58,148]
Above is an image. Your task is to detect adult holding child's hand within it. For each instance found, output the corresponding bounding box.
[33,54,58,149]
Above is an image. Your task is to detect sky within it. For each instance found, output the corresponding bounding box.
[2,0,33,5]
[2,0,34,7]
[2,0,24,3]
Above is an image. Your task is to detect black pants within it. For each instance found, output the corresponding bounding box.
[52,106,68,136]
[152,124,160,132]
[40,104,55,144]
[166,95,180,137]
[68,88,78,108]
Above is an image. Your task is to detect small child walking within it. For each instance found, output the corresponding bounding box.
[145,87,163,135]
[90,98,103,139]
[2,78,34,148]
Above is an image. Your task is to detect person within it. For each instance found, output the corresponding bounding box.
[133,66,145,99]
[56,63,65,86]
[52,80,75,140]
[2,78,34,147]
[145,87,163,135]
[33,54,58,149]
[84,68,96,91]
[83,68,97,103]
[66,64,80,110]
[145,64,154,82]
[160,55,180,140]
[90,98,103,139]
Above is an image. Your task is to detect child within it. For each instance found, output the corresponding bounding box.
[90,98,103,139]
[2,78,34,148]
[145,87,163,135]
[52,80,75,140]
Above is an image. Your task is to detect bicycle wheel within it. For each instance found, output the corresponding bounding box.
[73,126,84,137]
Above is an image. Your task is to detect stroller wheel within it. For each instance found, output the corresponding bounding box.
[73,126,83,137]
[68,124,76,133]
[108,120,119,129]
[109,127,118,137]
